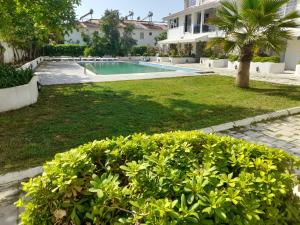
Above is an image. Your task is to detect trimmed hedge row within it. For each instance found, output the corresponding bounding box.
[17,131,300,225]
[252,56,280,63]
[42,44,86,57]
[0,63,33,88]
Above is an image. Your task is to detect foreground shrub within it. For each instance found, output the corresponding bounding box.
[228,54,239,62]
[0,63,33,88]
[252,56,280,63]
[17,131,300,225]
[43,44,86,57]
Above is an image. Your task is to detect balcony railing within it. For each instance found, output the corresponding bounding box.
[193,24,216,34]
[186,0,197,8]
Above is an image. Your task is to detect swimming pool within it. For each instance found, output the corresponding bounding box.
[80,61,176,75]
[79,61,200,75]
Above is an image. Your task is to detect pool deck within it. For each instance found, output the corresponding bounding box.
[36,61,213,85]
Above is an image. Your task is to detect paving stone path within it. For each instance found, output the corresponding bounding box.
[1,114,300,224]
[219,114,300,158]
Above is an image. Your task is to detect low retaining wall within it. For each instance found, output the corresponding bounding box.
[157,57,170,63]
[21,57,44,71]
[295,65,300,75]
[228,61,239,70]
[200,58,228,68]
[0,76,39,113]
[250,62,285,74]
[169,57,196,64]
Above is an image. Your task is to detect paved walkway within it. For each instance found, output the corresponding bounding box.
[36,62,212,85]
[219,114,300,158]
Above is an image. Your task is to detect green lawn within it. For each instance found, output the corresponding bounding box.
[1,75,300,173]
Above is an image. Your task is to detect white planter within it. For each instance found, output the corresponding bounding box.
[228,61,240,70]
[0,76,39,113]
[156,57,170,63]
[200,58,228,68]
[294,185,300,198]
[250,62,285,74]
[118,56,143,61]
[169,57,196,64]
[295,65,300,75]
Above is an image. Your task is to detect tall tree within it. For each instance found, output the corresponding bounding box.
[100,10,121,56]
[155,31,167,45]
[120,23,137,55]
[211,0,299,88]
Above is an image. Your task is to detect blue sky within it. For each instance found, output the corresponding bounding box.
[75,0,182,21]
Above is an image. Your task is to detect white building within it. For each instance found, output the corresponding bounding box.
[65,19,167,47]
[159,0,300,70]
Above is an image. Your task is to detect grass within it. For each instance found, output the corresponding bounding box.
[1,75,300,173]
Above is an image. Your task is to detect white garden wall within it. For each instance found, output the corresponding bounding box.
[200,58,228,68]
[295,65,300,75]
[250,62,285,74]
[228,61,239,70]
[169,57,196,64]
[0,76,39,113]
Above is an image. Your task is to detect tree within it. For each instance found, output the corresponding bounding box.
[100,10,121,56]
[0,0,81,62]
[120,23,137,55]
[155,31,167,45]
[210,0,299,88]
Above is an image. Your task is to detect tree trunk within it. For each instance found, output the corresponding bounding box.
[236,60,251,88]
[236,45,253,88]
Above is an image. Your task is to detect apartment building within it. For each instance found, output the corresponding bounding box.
[159,0,300,70]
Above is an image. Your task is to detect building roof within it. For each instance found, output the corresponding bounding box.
[77,19,167,30]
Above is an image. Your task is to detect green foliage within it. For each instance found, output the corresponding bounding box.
[83,32,108,57]
[43,44,86,57]
[144,46,159,56]
[252,56,280,63]
[131,46,148,56]
[120,24,137,56]
[100,10,121,56]
[154,31,167,45]
[17,131,300,225]
[0,64,33,88]
[228,55,239,62]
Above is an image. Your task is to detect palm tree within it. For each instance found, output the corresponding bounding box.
[210,0,300,88]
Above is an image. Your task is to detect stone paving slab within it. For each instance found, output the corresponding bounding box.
[219,114,300,158]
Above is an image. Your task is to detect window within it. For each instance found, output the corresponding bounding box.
[140,32,144,39]
[184,14,192,33]
[169,18,179,29]
[149,32,152,36]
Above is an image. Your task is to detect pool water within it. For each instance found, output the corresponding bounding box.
[80,62,174,75]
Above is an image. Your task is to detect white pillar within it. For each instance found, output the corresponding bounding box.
[200,10,205,33]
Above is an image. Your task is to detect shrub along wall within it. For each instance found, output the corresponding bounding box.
[42,44,86,57]
[17,131,300,225]
[0,63,33,88]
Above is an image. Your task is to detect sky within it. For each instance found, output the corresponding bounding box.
[75,0,182,22]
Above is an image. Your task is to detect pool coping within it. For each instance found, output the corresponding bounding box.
[37,61,214,86]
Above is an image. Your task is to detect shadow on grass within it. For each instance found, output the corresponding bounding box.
[0,82,288,172]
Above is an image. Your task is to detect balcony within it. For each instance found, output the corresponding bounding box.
[193,24,216,34]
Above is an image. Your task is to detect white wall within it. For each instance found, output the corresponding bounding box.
[1,42,25,63]
[285,38,300,70]
[65,27,164,47]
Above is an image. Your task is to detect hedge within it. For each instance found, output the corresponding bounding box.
[42,44,86,57]
[17,131,300,225]
[252,56,280,63]
[228,54,239,62]
[0,63,33,88]
[131,45,148,56]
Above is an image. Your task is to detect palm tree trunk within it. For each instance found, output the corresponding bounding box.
[236,44,253,88]
[236,60,251,88]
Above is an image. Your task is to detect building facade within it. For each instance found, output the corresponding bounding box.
[65,19,167,47]
[159,0,300,70]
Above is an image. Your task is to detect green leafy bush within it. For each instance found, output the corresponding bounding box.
[43,44,86,57]
[252,56,280,63]
[228,54,239,62]
[131,46,148,56]
[17,131,300,225]
[0,63,33,88]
